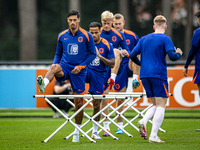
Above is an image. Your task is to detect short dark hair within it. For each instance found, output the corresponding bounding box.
[195,10,200,18]
[89,22,102,30]
[67,10,80,18]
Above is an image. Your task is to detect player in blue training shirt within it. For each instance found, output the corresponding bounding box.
[183,10,200,132]
[112,13,141,134]
[130,15,182,143]
[86,22,115,139]
[36,10,96,143]
[100,11,130,136]
[100,11,130,91]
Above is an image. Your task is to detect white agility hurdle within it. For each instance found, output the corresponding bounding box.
[34,93,168,143]
[34,94,133,143]
[81,92,167,137]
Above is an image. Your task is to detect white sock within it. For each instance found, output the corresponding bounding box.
[143,106,156,126]
[103,121,110,130]
[111,73,117,82]
[118,122,123,129]
[93,121,99,133]
[132,74,138,80]
[150,107,165,139]
[43,78,49,86]
[74,124,81,135]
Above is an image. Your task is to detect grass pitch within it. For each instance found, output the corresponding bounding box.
[0,109,200,150]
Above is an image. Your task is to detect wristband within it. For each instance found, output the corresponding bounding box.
[63,84,68,88]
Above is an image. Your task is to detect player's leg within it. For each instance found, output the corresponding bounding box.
[114,63,130,134]
[196,84,200,131]
[138,78,154,140]
[101,88,111,136]
[149,78,168,143]
[71,69,87,142]
[142,97,156,125]
[91,99,102,139]
[115,86,126,134]
[149,97,166,143]
[37,64,64,93]
[72,92,83,142]
[89,70,104,139]
[108,48,122,90]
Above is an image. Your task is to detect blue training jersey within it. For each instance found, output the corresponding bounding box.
[88,38,115,72]
[191,28,200,69]
[100,27,130,54]
[53,27,96,69]
[122,29,139,64]
[134,33,175,81]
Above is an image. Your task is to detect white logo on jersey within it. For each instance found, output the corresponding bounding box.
[67,44,78,55]
[90,57,100,66]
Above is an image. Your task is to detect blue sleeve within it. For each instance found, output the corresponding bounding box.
[79,33,96,66]
[53,36,63,64]
[120,33,130,54]
[184,45,198,68]
[53,55,62,64]
[191,29,200,47]
[107,43,115,59]
[129,50,141,66]
[164,36,176,53]
[167,50,181,61]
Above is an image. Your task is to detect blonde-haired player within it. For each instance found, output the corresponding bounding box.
[130,15,182,143]
[100,10,130,136]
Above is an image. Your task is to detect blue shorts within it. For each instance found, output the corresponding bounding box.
[55,62,87,94]
[114,62,132,91]
[85,68,106,95]
[141,78,169,98]
[193,69,200,84]
[103,67,111,91]
[103,61,124,91]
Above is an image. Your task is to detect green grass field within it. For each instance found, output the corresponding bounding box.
[0,109,200,150]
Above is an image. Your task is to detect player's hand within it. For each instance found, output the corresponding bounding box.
[71,66,81,74]
[183,68,188,77]
[122,50,129,57]
[176,48,183,56]
[96,47,101,57]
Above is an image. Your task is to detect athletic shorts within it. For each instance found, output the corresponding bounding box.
[114,62,132,91]
[55,62,87,94]
[193,69,200,84]
[103,67,111,91]
[103,61,124,91]
[141,78,169,98]
[85,68,106,95]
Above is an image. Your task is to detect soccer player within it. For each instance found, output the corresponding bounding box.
[86,22,115,139]
[130,15,183,143]
[112,13,140,134]
[100,10,130,136]
[183,10,200,132]
[36,10,96,142]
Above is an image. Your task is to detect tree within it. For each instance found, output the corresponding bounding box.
[18,0,37,61]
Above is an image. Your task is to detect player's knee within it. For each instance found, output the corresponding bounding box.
[50,64,62,73]
[114,49,121,57]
